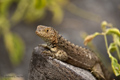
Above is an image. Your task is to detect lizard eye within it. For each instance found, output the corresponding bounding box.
[47,29,49,32]
[45,28,50,32]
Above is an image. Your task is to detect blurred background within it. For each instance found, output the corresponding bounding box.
[0,0,120,80]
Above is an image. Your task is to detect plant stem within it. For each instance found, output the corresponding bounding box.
[115,45,120,60]
[104,34,108,51]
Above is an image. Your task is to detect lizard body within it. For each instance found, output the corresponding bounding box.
[36,25,111,80]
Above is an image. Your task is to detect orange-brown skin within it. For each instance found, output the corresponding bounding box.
[36,25,111,80]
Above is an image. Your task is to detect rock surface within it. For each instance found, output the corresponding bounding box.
[28,45,96,80]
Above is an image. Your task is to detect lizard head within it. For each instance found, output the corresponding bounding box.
[36,25,58,44]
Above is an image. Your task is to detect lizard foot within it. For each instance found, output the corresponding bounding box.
[42,50,55,57]
[39,44,51,49]
[55,50,68,61]
[92,63,106,80]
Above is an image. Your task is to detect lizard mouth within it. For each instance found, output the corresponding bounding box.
[35,31,39,35]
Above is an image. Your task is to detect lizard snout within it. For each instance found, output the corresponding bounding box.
[35,30,39,35]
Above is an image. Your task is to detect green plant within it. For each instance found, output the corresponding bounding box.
[84,21,120,76]
[0,0,68,66]
[0,73,23,80]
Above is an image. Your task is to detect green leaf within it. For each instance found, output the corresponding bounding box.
[34,0,46,9]
[4,32,25,66]
[113,35,120,47]
[108,43,116,53]
[24,3,45,22]
[0,73,24,80]
[0,77,10,80]
[0,0,12,15]
[11,0,30,23]
[52,6,63,24]
[106,28,120,37]
[101,21,107,31]
[48,1,63,24]
[109,54,120,76]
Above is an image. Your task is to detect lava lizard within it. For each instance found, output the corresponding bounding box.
[36,25,112,80]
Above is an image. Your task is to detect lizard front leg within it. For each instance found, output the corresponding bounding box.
[55,49,68,61]
[40,44,68,61]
